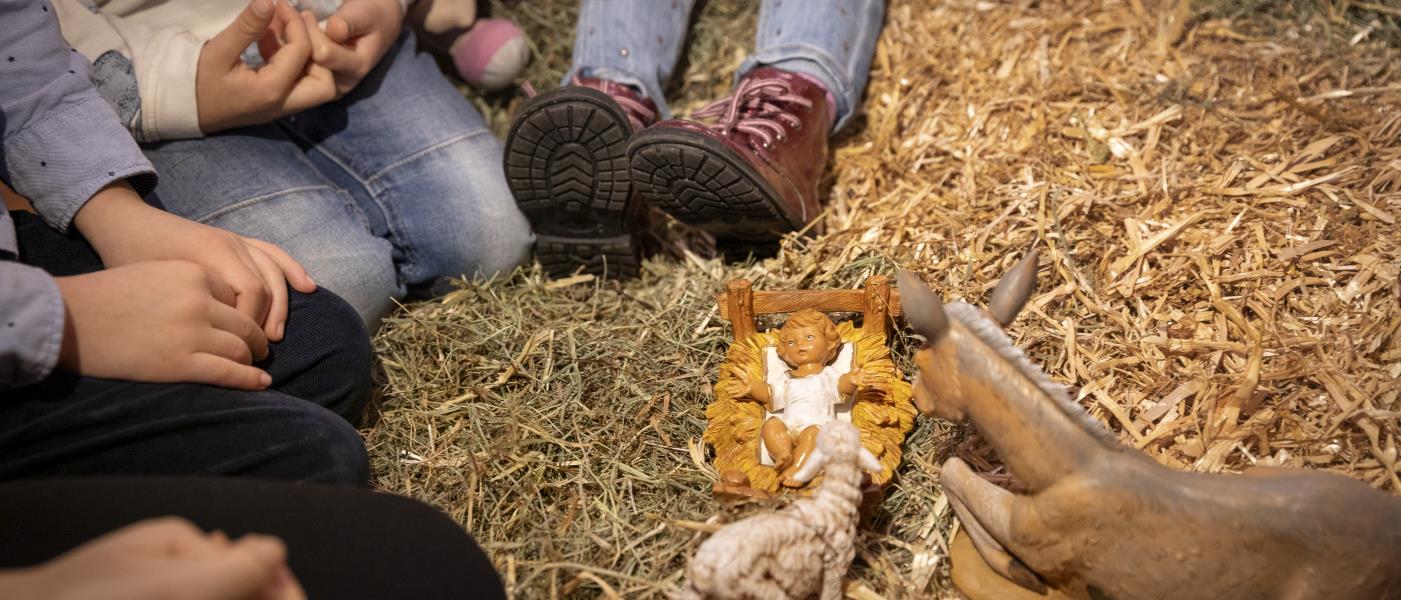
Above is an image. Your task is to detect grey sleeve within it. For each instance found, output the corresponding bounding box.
[0,261,66,389]
[0,0,156,233]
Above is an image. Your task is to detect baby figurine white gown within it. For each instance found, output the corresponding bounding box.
[759,343,855,466]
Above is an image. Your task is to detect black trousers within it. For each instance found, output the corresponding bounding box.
[0,477,505,599]
[1,211,374,485]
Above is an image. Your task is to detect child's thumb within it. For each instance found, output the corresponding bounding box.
[182,534,293,600]
[208,0,276,63]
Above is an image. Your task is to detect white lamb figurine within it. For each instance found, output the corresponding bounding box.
[680,421,881,600]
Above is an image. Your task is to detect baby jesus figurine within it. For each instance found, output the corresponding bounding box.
[719,309,877,488]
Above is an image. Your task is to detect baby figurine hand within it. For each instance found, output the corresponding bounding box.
[717,365,755,399]
[855,367,881,389]
[839,367,880,396]
[716,378,749,400]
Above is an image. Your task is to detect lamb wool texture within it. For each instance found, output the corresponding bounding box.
[681,421,871,600]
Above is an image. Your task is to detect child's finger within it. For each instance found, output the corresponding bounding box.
[209,300,270,362]
[174,535,290,600]
[324,2,371,45]
[185,353,271,390]
[324,14,349,44]
[245,238,316,293]
[113,517,212,555]
[201,265,240,309]
[303,15,358,76]
[245,247,289,343]
[258,0,313,93]
[207,0,277,66]
[203,329,258,366]
[284,64,339,114]
[299,10,331,63]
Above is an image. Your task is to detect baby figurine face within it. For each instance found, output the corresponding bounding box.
[777,310,842,369]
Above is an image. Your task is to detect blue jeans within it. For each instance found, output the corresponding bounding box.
[568,0,884,131]
[143,29,534,328]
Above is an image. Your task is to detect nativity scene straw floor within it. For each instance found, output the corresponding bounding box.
[365,1,1401,597]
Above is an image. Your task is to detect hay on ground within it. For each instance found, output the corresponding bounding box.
[368,0,1401,597]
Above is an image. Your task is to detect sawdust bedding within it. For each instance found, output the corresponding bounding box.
[365,1,1401,597]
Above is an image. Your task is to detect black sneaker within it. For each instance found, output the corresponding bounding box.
[503,77,658,279]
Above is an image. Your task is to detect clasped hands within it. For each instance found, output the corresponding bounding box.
[197,0,404,133]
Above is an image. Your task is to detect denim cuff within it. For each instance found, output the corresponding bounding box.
[564,66,674,121]
[739,47,854,132]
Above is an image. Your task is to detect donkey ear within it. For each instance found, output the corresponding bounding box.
[988,247,1040,327]
[898,270,949,343]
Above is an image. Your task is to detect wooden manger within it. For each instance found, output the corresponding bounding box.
[704,276,917,500]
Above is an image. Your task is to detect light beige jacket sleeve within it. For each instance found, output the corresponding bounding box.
[52,0,205,142]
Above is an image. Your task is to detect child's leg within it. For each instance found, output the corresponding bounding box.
[761,417,797,469]
[277,29,533,298]
[2,212,373,484]
[0,477,504,598]
[743,0,884,132]
[0,378,370,485]
[625,0,882,253]
[507,1,694,279]
[568,0,697,117]
[139,124,400,329]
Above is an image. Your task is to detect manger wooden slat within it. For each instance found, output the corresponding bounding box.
[715,287,903,321]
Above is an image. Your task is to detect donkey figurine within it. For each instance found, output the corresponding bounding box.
[898,251,1401,600]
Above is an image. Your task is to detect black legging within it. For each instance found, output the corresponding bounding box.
[2,210,372,485]
[0,476,505,599]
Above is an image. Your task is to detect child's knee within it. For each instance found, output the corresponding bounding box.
[300,246,400,328]
[297,408,371,486]
[281,289,375,422]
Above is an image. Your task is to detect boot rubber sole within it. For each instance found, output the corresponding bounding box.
[504,86,642,279]
[628,128,805,247]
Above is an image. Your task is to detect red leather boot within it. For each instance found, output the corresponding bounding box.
[627,67,831,251]
[504,76,658,278]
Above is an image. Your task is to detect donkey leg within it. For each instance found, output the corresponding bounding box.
[943,458,1047,593]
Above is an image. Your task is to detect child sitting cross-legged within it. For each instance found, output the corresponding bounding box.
[2,0,371,486]
[52,0,535,329]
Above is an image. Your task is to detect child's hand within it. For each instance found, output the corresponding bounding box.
[2,518,305,600]
[55,261,273,390]
[310,0,405,95]
[73,183,316,343]
[197,0,337,133]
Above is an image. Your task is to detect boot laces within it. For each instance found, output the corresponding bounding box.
[692,77,812,148]
[569,74,657,131]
